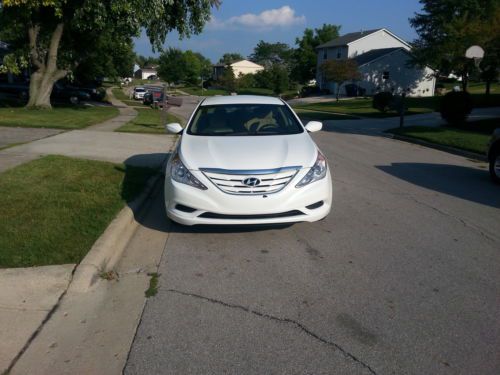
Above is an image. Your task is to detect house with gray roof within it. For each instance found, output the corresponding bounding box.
[316,28,435,97]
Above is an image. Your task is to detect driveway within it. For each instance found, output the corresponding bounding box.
[124,126,500,374]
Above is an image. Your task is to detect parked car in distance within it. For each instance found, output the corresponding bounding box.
[0,82,29,102]
[133,87,146,100]
[68,84,105,101]
[487,128,500,184]
[142,91,153,105]
[164,95,332,226]
[143,89,163,105]
[52,83,91,104]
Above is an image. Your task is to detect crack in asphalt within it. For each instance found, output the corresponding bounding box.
[407,196,498,243]
[166,289,378,375]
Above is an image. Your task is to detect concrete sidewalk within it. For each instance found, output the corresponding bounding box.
[0,265,75,373]
[1,130,175,168]
[86,87,137,132]
[9,188,169,375]
[0,87,177,173]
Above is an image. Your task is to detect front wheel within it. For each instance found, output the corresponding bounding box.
[489,149,500,184]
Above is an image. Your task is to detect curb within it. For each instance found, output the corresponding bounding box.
[388,133,488,162]
[69,174,162,293]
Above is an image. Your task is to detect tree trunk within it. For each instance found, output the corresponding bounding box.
[336,84,340,102]
[461,72,468,92]
[26,71,59,109]
[485,80,491,95]
[26,23,67,109]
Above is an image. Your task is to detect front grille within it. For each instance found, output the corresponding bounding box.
[198,210,304,220]
[200,166,301,195]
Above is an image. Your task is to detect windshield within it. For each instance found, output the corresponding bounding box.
[135,88,145,92]
[187,104,304,136]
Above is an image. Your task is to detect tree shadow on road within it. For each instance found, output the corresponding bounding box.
[377,163,499,208]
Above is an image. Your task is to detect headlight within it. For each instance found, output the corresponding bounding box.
[296,151,327,188]
[169,153,207,190]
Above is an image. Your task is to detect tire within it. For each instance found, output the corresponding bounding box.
[489,149,500,184]
[69,96,79,105]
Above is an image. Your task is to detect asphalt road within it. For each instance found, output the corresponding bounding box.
[124,121,500,375]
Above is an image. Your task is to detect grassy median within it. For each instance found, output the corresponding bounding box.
[387,125,491,154]
[111,87,140,106]
[0,155,156,268]
[117,107,184,134]
[293,97,439,118]
[0,105,118,129]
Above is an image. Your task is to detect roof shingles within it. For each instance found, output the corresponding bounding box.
[316,29,382,49]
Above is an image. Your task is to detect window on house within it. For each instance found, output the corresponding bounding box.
[383,71,390,80]
[323,49,327,59]
[337,51,341,59]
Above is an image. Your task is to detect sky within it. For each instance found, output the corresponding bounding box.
[134,0,424,63]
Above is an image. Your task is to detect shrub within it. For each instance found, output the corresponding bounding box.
[440,91,473,125]
[237,74,257,89]
[372,92,394,112]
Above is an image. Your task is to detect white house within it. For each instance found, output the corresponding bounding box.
[213,59,264,80]
[316,28,436,97]
[134,66,158,80]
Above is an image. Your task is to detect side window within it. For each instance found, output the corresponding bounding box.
[383,71,390,80]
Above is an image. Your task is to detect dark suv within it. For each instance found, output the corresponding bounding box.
[487,128,500,184]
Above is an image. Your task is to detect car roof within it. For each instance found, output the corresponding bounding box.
[200,95,284,106]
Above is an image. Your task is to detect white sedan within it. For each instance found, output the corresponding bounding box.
[132,87,146,100]
[164,95,332,226]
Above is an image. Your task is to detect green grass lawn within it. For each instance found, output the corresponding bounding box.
[111,87,150,106]
[0,155,157,268]
[180,86,228,96]
[111,87,129,101]
[123,99,144,106]
[440,81,500,94]
[387,125,491,154]
[293,97,439,118]
[117,107,184,134]
[0,105,119,129]
[294,108,358,122]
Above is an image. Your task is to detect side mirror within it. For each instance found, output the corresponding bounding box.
[305,121,322,133]
[166,123,183,134]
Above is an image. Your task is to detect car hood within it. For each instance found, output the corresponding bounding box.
[179,133,318,171]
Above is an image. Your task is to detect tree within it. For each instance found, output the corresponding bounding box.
[194,52,213,81]
[249,41,292,68]
[269,64,289,95]
[158,48,187,84]
[410,0,500,91]
[219,66,237,92]
[218,53,244,65]
[0,0,219,109]
[480,52,500,95]
[292,24,341,83]
[320,59,361,101]
[183,50,202,85]
[73,34,135,83]
[158,49,211,85]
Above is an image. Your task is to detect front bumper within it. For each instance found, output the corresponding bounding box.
[164,169,332,226]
